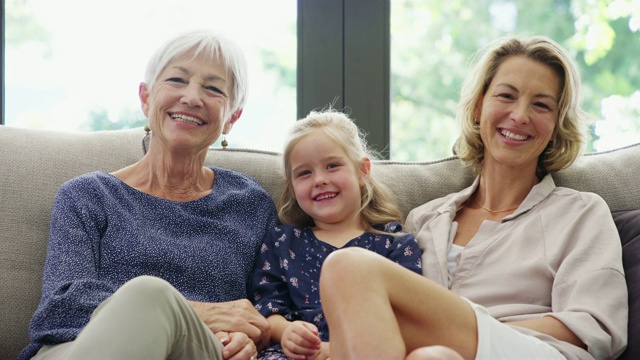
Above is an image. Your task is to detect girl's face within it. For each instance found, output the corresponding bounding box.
[477,55,559,175]
[289,132,369,229]
[139,51,241,154]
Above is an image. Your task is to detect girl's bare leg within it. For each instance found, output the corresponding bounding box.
[319,247,477,360]
[406,346,465,360]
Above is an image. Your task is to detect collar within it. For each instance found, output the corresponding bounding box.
[436,174,556,221]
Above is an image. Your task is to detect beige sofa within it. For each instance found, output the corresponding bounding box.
[1,125,639,359]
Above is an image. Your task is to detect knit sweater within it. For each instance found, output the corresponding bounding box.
[19,167,278,359]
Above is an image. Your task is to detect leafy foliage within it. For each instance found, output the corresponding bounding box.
[82,108,146,132]
[390,0,640,161]
[4,0,49,45]
[6,0,639,159]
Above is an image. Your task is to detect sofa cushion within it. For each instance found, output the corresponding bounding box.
[613,209,640,360]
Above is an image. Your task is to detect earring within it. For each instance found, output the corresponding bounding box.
[142,124,151,154]
[221,135,228,149]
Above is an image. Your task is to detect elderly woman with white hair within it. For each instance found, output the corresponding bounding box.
[20,30,277,360]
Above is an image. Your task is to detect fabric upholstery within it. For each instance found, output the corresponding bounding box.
[613,209,640,360]
[1,125,639,359]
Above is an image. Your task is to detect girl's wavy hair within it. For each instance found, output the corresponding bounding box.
[278,109,404,234]
[144,29,248,114]
[454,35,590,178]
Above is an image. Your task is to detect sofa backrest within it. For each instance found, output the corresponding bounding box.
[1,125,639,359]
[0,127,144,359]
[205,143,640,216]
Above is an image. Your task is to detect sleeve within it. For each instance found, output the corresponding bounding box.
[243,190,279,296]
[547,192,627,359]
[28,180,118,345]
[250,227,294,318]
[384,223,423,275]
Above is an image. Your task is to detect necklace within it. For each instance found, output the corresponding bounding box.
[474,197,519,213]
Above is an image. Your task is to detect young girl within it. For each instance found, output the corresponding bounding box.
[250,109,423,360]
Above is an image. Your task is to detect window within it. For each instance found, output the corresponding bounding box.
[4,0,640,160]
[390,0,640,161]
[3,0,297,152]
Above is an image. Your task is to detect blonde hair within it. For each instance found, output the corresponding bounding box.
[454,35,589,177]
[278,109,404,234]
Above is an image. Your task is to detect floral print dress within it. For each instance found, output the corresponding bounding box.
[250,222,422,359]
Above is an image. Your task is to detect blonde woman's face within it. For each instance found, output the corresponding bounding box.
[477,56,559,174]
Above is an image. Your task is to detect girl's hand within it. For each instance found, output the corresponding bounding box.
[280,321,322,359]
[216,331,258,360]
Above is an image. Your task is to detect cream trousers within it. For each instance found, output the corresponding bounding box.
[34,276,224,360]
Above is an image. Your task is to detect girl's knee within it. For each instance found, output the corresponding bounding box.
[406,346,465,360]
[320,247,384,291]
[322,248,368,276]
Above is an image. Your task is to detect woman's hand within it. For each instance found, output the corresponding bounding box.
[310,342,330,360]
[506,315,586,349]
[280,321,322,359]
[189,299,271,351]
[216,331,258,360]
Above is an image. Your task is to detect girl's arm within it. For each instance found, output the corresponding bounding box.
[267,314,321,359]
[249,228,294,314]
[249,226,298,350]
[385,224,423,275]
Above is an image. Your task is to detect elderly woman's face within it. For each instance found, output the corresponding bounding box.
[476,55,559,174]
[139,51,240,152]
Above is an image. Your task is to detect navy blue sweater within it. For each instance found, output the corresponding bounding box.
[19,168,277,359]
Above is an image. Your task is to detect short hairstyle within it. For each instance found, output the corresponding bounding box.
[454,35,590,177]
[144,29,248,114]
[278,109,404,234]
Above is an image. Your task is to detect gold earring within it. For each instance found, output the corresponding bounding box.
[221,135,228,149]
[142,124,151,154]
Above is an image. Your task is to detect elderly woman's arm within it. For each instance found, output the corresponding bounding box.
[189,299,271,351]
[28,181,119,345]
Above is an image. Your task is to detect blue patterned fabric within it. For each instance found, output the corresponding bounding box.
[20,168,277,359]
[250,222,422,358]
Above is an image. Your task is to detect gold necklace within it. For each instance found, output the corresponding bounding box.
[474,197,519,213]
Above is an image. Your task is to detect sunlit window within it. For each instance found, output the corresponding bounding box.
[4,0,297,152]
[390,0,640,161]
[6,0,639,160]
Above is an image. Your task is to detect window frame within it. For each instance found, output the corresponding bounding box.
[0,0,391,157]
[1,5,5,124]
[297,0,390,158]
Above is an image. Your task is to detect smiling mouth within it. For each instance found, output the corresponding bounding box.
[170,113,204,126]
[500,129,530,141]
[314,193,337,201]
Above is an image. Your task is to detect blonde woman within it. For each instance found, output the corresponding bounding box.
[319,35,627,360]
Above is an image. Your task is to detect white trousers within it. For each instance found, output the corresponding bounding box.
[464,298,566,360]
